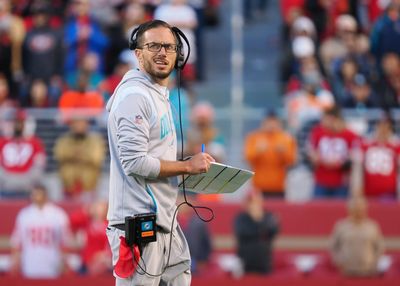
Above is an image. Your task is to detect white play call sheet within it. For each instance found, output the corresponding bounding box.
[178,162,254,194]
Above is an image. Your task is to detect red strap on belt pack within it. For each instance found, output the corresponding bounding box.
[114,236,140,278]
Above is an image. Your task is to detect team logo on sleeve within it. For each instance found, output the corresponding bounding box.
[134,115,143,124]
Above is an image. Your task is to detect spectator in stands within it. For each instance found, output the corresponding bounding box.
[58,72,105,117]
[66,52,104,91]
[177,194,212,275]
[280,17,318,93]
[375,52,400,108]
[0,0,25,86]
[99,58,131,100]
[331,56,360,101]
[64,0,109,74]
[244,110,297,198]
[307,106,359,198]
[154,0,198,81]
[25,79,49,108]
[370,1,400,66]
[0,73,16,109]
[330,196,384,276]
[53,116,105,201]
[21,2,63,90]
[70,200,111,275]
[10,184,72,278]
[352,112,400,200]
[304,0,351,42]
[285,50,335,132]
[186,101,225,163]
[0,109,46,198]
[340,73,379,109]
[280,0,305,39]
[285,54,331,95]
[234,190,280,274]
[319,14,358,76]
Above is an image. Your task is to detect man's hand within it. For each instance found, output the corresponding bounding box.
[186,152,215,174]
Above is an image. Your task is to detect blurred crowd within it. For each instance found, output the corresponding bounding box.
[0,0,221,112]
[280,0,400,132]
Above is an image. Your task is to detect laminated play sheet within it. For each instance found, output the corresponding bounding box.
[178,162,254,194]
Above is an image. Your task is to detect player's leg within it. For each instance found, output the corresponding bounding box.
[160,225,191,286]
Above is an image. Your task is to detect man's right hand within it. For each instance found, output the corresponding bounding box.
[186,152,215,174]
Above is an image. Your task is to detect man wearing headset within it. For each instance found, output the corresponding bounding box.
[106,20,214,286]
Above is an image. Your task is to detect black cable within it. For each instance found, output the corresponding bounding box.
[176,69,214,224]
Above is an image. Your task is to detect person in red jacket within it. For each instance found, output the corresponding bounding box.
[307,106,358,198]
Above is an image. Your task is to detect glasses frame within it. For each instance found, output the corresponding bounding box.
[139,42,178,54]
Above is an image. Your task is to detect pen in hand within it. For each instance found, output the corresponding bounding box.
[201,143,205,153]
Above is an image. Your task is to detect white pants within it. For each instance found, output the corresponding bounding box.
[107,224,191,286]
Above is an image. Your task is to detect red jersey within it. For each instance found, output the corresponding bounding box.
[361,138,400,197]
[70,209,109,266]
[309,125,358,187]
[0,136,45,173]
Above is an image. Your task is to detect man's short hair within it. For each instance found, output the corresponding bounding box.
[134,20,176,48]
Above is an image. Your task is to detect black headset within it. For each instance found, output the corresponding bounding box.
[128,21,190,70]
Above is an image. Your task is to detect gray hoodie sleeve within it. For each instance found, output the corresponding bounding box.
[112,88,160,179]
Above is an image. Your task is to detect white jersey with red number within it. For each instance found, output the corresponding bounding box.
[0,136,45,173]
[361,137,400,197]
[10,203,70,278]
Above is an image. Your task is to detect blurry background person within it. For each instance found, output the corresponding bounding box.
[351,112,400,200]
[69,200,111,275]
[307,106,359,198]
[234,190,280,274]
[244,110,297,198]
[63,0,109,75]
[330,196,384,277]
[0,109,46,198]
[0,0,25,87]
[375,52,400,108]
[58,72,105,118]
[53,116,105,201]
[186,101,225,162]
[0,73,16,109]
[177,194,212,275]
[9,184,72,278]
[340,73,379,110]
[21,0,63,106]
[25,79,50,108]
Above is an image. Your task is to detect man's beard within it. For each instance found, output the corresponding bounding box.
[143,60,174,81]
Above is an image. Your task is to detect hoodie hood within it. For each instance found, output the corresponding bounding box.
[106,69,168,112]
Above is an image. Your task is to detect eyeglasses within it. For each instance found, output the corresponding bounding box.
[139,42,178,54]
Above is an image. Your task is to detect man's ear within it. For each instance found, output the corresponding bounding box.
[135,49,143,64]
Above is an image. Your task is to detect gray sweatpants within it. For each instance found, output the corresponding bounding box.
[106,224,191,286]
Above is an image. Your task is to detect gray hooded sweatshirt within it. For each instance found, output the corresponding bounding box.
[106,69,178,231]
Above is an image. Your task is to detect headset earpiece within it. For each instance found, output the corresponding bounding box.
[171,27,187,70]
[129,26,140,51]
